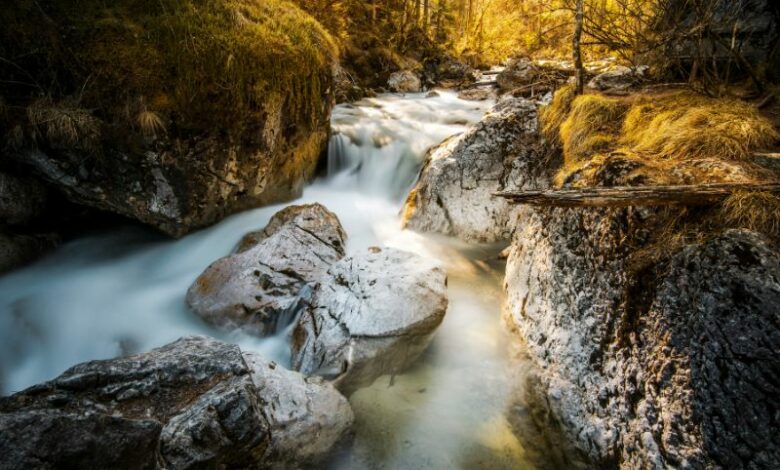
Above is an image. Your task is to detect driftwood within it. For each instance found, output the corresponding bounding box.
[494,183,780,208]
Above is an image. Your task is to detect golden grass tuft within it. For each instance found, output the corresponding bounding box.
[27,97,100,151]
[137,110,166,138]
[544,89,777,190]
[719,191,780,239]
[539,84,576,143]
[558,94,628,165]
[621,95,777,161]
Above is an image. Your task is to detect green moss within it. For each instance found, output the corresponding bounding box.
[1,0,336,154]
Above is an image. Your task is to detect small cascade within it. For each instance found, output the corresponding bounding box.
[0,89,549,469]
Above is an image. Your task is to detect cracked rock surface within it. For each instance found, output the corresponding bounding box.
[505,203,780,469]
[186,203,347,336]
[402,96,546,243]
[291,247,448,395]
[0,336,353,469]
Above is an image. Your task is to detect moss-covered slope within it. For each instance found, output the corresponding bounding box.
[0,0,337,236]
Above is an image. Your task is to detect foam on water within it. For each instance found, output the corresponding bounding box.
[0,90,546,469]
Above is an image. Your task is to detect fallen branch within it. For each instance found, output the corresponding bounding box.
[493,183,780,207]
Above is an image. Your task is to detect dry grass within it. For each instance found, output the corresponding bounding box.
[542,87,780,242]
[543,87,777,189]
[540,84,576,143]
[27,97,100,151]
[137,110,166,138]
[559,94,628,165]
[621,94,777,161]
[719,191,780,239]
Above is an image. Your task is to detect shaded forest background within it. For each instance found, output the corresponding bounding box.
[294,0,779,93]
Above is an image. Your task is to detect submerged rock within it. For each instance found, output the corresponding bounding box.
[402,96,546,242]
[186,203,346,337]
[387,70,422,93]
[0,336,353,469]
[457,87,494,101]
[505,207,780,467]
[291,247,448,395]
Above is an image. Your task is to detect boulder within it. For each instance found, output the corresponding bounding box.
[0,0,336,237]
[291,247,448,395]
[402,96,546,243]
[186,203,346,337]
[587,65,648,91]
[0,172,58,273]
[505,205,780,467]
[0,231,59,274]
[0,336,353,469]
[0,172,47,226]
[387,70,422,93]
[496,58,539,91]
[422,56,478,88]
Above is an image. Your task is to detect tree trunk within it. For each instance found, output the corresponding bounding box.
[573,0,585,94]
[415,0,421,26]
[423,0,430,33]
[494,183,780,207]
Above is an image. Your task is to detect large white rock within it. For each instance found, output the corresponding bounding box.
[0,336,354,469]
[402,96,544,242]
[186,203,346,336]
[291,247,448,395]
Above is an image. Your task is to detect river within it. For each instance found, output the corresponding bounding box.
[0,90,550,469]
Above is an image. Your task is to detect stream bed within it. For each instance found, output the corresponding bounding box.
[0,91,551,469]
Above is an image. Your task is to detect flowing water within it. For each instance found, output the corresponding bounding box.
[0,90,548,469]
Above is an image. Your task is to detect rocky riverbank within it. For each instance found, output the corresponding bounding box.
[0,0,337,274]
[401,81,780,468]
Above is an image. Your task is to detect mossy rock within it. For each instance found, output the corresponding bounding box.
[0,0,337,236]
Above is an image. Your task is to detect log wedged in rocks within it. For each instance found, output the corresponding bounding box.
[291,247,448,395]
[0,336,354,469]
[402,96,549,243]
[505,197,780,468]
[186,203,347,337]
[495,182,780,207]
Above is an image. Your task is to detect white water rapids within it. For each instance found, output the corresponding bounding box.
[0,91,549,469]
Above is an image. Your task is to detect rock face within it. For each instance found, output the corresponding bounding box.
[402,96,547,242]
[587,65,648,91]
[505,206,780,467]
[0,336,353,469]
[291,247,448,394]
[0,171,59,273]
[1,0,336,237]
[187,204,347,336]
[387,70,422,93]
